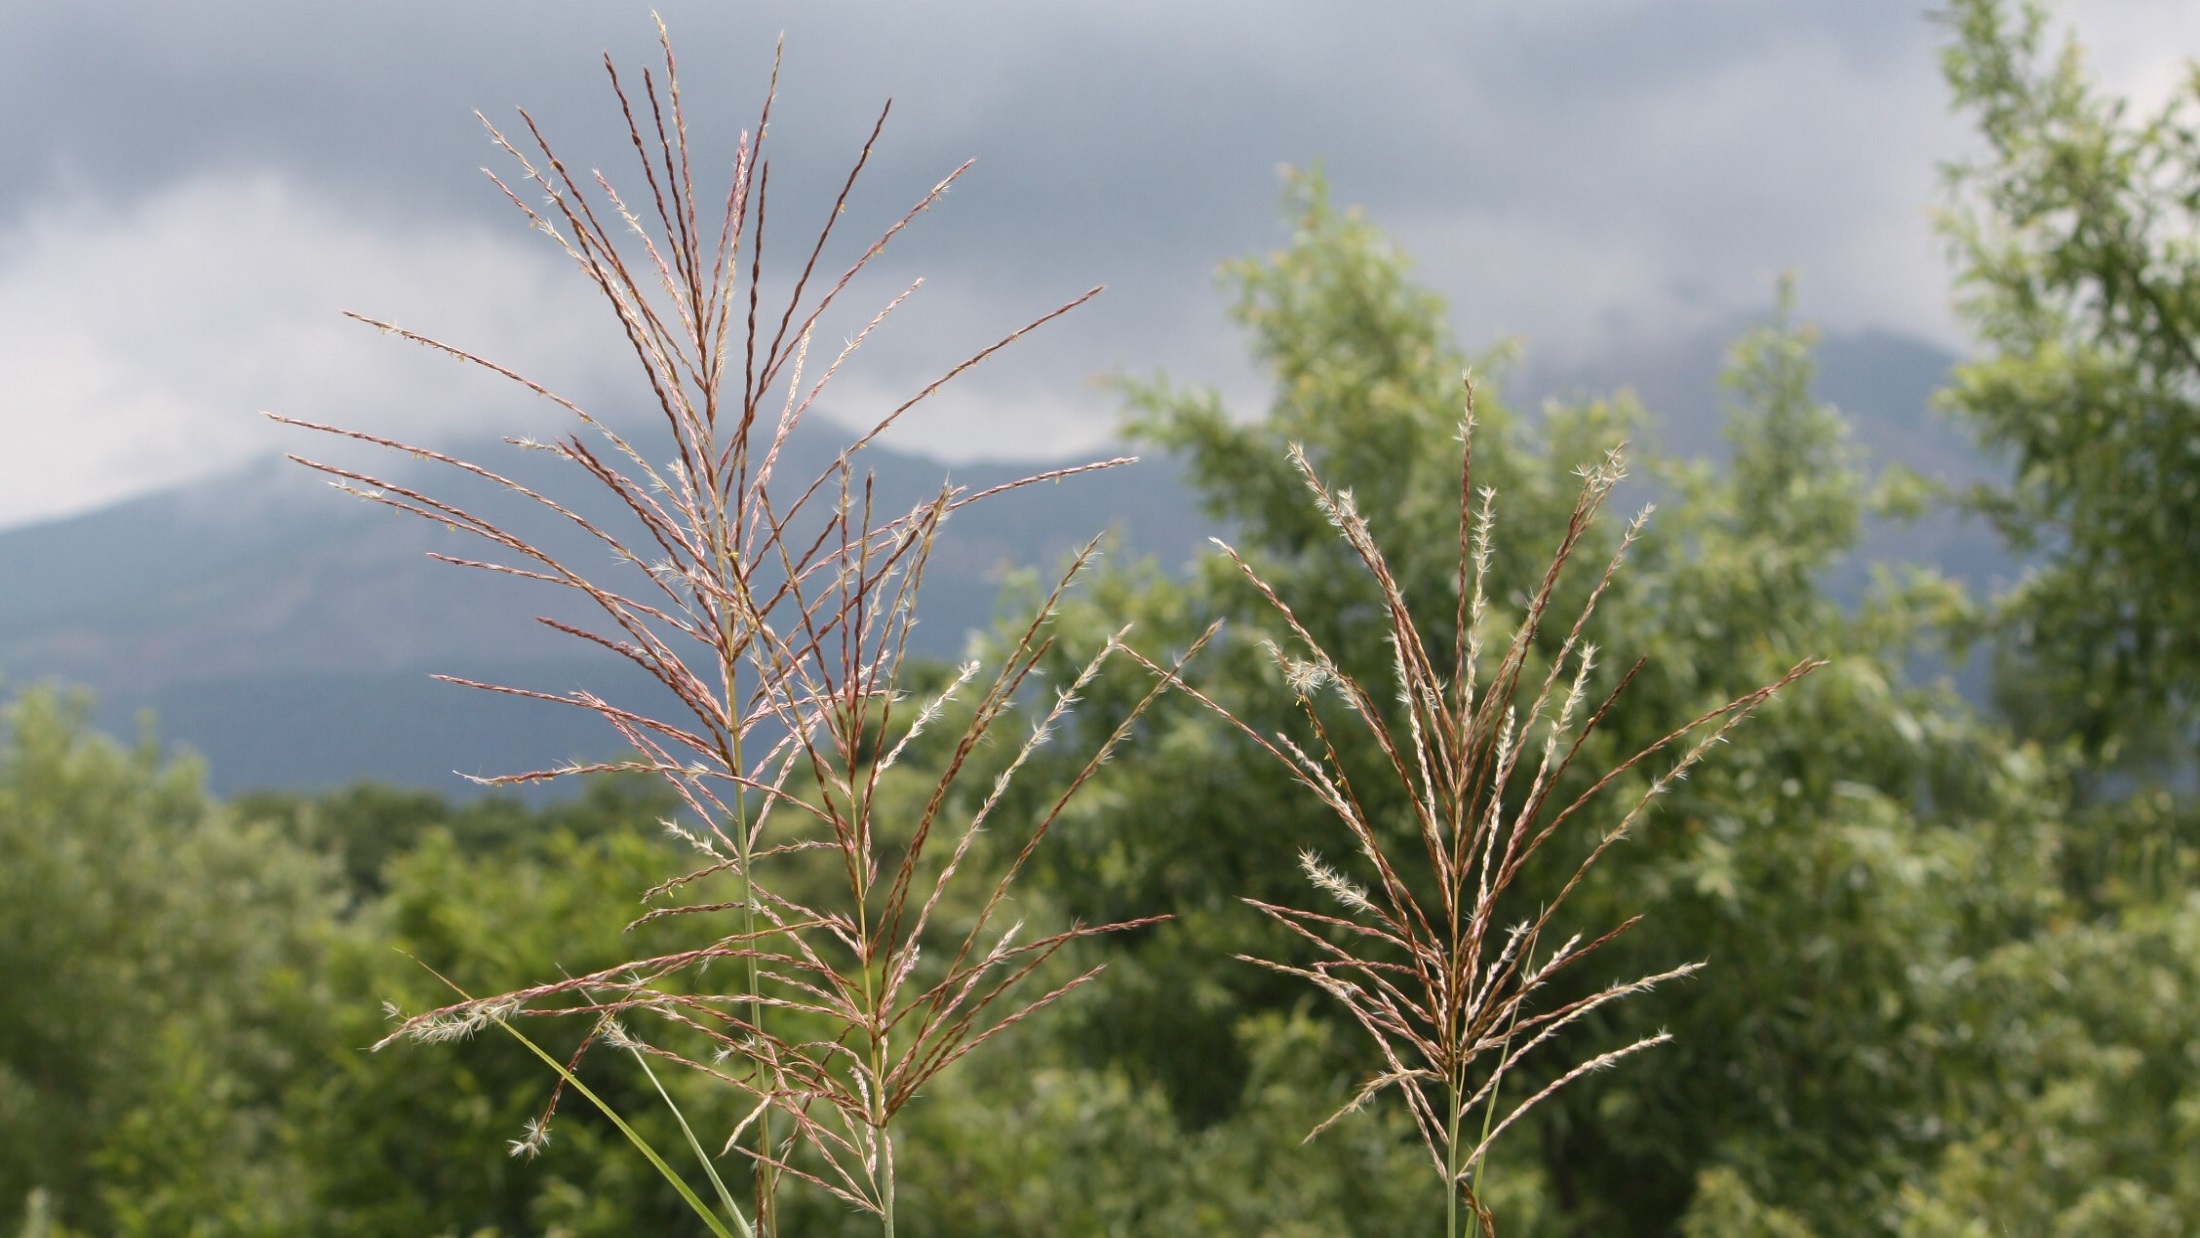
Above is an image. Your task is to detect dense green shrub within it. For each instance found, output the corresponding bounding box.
[0,688,336,1235]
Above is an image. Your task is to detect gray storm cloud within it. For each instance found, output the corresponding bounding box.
[0,175,620,527]
[0,0,2191,529]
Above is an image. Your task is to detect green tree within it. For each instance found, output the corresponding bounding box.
[1533,302,2061,1235]
[0,687,339,1236]
[286,818,732,1237]
[234,772,672,899]
[1003,177,2061,1235]
[0,687,748,1236]
[1836,13,2200,1231]
[1939,0,2200,770]
[1895,893,2200,1236]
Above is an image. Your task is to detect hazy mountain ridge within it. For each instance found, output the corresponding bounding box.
[1522,322,2019,605]
[0,326,2009,794]
[0,424,1209,792]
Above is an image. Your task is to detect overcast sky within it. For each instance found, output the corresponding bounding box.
[0,0,2192,531]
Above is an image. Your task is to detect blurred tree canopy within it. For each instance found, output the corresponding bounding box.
[1000,174,2066,1235]
[0,689,338,1236]
[1940,0,2200,770]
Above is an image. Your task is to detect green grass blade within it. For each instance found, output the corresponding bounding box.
[491,1015,751,1238]
[627,1039,747,1229]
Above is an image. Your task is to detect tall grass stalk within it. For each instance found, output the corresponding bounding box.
[1132,386,1817,1236]
[278,22,1173,1234]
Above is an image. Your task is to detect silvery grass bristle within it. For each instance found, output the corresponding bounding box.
[1127,378,1818,1238]
[272,18,1177,1238]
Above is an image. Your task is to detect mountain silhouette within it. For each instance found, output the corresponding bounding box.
[0,327,2012,795]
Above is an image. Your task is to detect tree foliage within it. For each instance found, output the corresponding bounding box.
[0,689,337,1236]
[1940,0,2200,765]
[1009,176,2067,1235]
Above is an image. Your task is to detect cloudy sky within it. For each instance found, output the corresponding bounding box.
[0,0,2192,531]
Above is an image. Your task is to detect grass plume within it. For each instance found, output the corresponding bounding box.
[1129,381,1818,1237]
[278,22,1168,1235]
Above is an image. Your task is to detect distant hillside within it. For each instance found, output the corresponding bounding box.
[0,325,2017,796]
[0,426,1208,795]
[1518,322,2020,607]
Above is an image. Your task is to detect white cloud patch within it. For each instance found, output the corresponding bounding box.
[0,174,620,529]
[2066,1,2200,116]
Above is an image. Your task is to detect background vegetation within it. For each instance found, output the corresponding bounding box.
[7,1,2199,1232]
